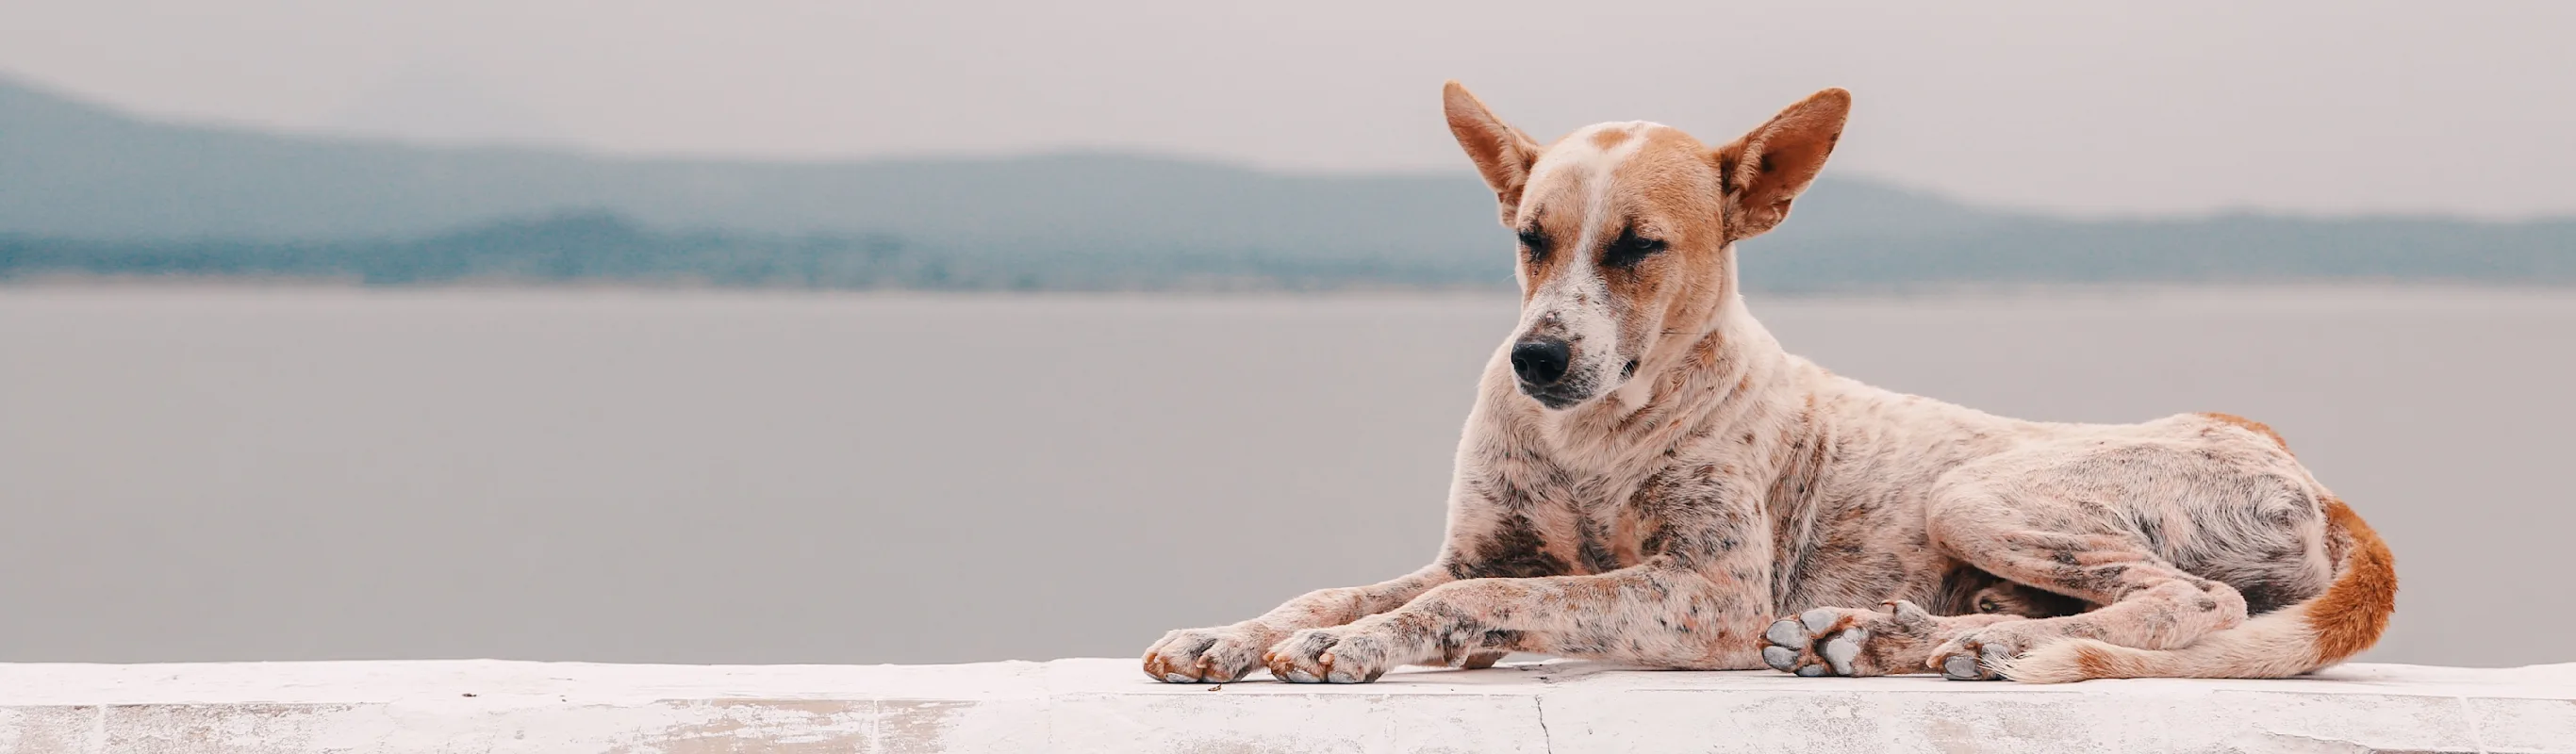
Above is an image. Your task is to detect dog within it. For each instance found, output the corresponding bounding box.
[1141,83,2395,683]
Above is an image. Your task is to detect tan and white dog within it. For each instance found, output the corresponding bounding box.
[1142,83,2396,683]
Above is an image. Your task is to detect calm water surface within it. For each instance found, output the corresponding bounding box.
[1,287,2568,667]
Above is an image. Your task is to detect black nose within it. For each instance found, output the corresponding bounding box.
[1510,338,1573,386]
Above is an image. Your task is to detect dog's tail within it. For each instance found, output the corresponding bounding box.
[2000,496,2396,683]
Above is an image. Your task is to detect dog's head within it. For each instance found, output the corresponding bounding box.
[1445,82,1849,410]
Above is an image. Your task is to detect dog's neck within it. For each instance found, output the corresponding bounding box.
[1626,290,1781,402]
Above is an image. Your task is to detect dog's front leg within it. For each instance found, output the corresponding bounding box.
[1263,557,1773,682]
[1142,565,1453,683]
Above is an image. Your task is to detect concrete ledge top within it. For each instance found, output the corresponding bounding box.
[3,659,2572,752]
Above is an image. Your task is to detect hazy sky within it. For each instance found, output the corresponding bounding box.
[6,0,2572,217]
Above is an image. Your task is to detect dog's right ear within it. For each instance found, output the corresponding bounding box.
[1445,81,1544,227]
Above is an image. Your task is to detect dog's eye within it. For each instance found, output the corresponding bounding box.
[1517,227,1550,260]
[1603,228,1668,269]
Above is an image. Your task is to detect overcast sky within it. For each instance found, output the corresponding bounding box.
[6,0,2572,217]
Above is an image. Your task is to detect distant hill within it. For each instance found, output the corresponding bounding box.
[3,74,2569,290]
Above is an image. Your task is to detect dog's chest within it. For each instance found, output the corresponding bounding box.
[1460,459,1680,578]
[1457,401,1784,579]
[1546,483,1655,575]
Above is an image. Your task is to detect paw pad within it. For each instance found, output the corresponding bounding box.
[1931,631,2021,681]
[1763,606,1879,678]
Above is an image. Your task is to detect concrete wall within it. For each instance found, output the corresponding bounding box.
[2,659,2570,753]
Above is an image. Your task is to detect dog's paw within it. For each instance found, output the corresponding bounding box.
[1263,623,1404,683]
[1761,600,1935,678]
[1928,622,2042,681]
[1142,625,1275,683]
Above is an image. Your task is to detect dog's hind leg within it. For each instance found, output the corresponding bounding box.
[1916,483,2256,680]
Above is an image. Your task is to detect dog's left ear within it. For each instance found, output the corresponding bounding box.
[1709,88,1850,241]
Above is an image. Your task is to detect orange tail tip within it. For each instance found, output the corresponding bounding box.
[2306,497,2397,665]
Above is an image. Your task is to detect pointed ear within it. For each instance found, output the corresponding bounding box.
[1709,88,1850,241]
[1445,81,1544,227]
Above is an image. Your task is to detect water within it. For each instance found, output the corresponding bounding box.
[1,286,2568,667]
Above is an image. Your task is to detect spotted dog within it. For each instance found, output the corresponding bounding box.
[1141,83,2396,683]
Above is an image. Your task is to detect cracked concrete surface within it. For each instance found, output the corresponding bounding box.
[0,659,2570,752]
